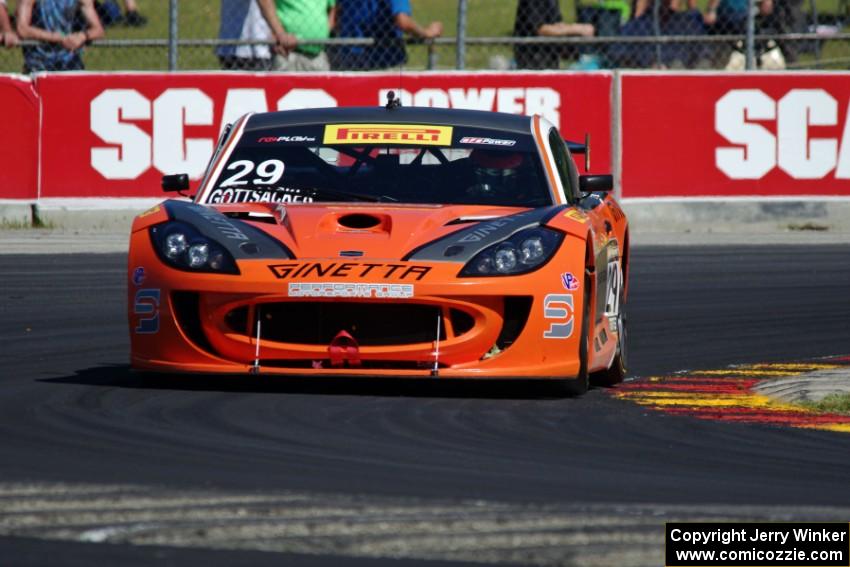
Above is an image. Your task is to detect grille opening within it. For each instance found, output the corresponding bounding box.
[172,291,217,354]
[496,297,533,349]
[255,302,445,346]
[338,214,381,229]
[225,306,249,334]
[449,309,475,336]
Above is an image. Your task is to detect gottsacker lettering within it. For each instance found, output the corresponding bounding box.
[269,262,431,281]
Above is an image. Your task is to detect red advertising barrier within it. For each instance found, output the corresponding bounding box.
[0,76,38,200]
[621,72,850,198]
[36,72,612,198]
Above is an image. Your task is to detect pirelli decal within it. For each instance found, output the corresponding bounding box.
[323,124,453,146]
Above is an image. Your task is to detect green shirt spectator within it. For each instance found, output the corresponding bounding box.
[259,0,336,70]
[275,0,334,56]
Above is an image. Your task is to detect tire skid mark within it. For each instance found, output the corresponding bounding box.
[612,358,850,432]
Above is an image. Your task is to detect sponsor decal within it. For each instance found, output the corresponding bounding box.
[459,136,516,147]
[195,207,250,241]
[604,258,622,316]
[138,205,161,218]
[257,135,316,143]
[288,282,414,299]
[561,272,580,291]
[207,187,314,204]
[542,294,574,339]
[606,199,625,221]
[456,212,532,244]
[269,262,431,281]
[564,209,588,223]
[133,288,160,334]
[323,124,453,146]
[132,266,146,286]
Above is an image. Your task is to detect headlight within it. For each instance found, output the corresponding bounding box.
[150,221,239,274]
[459,227,564,277]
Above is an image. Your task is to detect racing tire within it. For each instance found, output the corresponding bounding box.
[592,308,627,387]
[554,272,591,397]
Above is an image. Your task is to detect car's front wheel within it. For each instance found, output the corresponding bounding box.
[592,308,627,387]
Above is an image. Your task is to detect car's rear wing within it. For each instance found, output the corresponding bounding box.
[565,134,591,172]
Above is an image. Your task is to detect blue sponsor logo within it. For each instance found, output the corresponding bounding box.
[132,266,146,286]
[561,272,580,291]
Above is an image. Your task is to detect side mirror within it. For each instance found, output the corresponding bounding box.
[579,174,613,193]
[162,173,190,192]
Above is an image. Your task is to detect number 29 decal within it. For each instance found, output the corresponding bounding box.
[543,294,574,339]
[220,159,285,187]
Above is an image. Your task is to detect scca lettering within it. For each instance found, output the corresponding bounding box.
[323,124,452,146]
[90,87,338,180]
[716,88,850,180]
[269,262,431,281]
[288,282,414,299]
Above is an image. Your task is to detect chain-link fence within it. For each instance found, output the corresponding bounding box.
[0,0,847,73]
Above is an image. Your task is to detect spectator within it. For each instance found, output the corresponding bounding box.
[94,1,147,28]
[122,0,145,27]
[1,0,19,47]
[332,0,442,70]
[513,0,594,69]
[772,0,803,63]
[608,0,707,68]
[257,0,335,72]
[704,0,773,33]
[16,0,105,72]
[703,0,774,66]
[217,0,273,71]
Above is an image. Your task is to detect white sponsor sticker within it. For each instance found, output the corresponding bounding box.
[459,136,517,147]
[288,282,414,299]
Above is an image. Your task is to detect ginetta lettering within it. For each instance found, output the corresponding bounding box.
[269,262,431,281]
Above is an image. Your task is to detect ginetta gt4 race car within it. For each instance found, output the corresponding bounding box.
[129,103,628,395]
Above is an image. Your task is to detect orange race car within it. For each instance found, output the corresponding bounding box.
[128,100,628,395]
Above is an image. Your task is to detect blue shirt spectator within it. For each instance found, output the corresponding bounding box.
[608,0,707,67]
[17,0,105,72]
[333,0,442,70]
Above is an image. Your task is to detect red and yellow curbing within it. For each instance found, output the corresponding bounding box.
[611,358,850,433]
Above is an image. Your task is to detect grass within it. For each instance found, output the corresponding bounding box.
[0,0,846,72]
[801,393,850,415]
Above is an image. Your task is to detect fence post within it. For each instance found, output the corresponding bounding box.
[652,0,662,66]
[745,0,755,69]
[168,0,178,71]
[456,0,467,70]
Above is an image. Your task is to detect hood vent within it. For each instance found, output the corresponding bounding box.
[337,213,382,230]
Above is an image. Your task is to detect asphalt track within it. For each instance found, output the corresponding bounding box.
[1,244,850,566]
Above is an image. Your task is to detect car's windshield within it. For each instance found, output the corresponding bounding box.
[199,124,552,208]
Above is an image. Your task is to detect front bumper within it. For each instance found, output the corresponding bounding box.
[129,239,588,379]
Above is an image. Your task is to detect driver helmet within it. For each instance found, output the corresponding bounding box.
[469,149,524,197]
